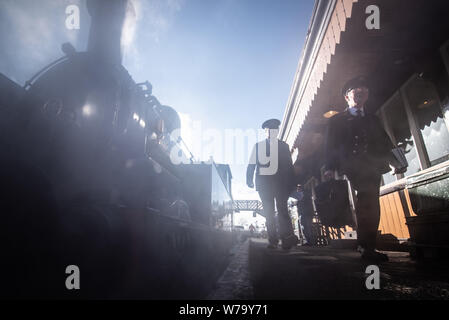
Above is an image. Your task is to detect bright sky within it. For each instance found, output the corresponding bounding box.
[0,0,314,201]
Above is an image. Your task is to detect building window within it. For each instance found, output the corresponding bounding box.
[381,93,420,181]
[403,77,449,166]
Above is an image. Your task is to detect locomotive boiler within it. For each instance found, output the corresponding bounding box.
[0,0,234,299]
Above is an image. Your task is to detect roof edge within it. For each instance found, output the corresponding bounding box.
[280,0,337,143]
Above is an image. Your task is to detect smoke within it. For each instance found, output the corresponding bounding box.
[122,0,186,59]
[0,0,87,85]
[142,0,185,43]
[121,0,138,54]
[122,0,185,88]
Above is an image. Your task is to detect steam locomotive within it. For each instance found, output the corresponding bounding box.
[0,0,233,299]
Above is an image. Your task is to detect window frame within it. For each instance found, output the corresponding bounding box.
[378,93,401,183]
[399,74,432,171]
[377,74,434,185]
[379,39,449,187]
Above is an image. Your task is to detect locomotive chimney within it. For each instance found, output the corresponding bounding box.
[86,0,133,65]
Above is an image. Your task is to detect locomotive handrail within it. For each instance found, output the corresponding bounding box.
[23,56,69,90]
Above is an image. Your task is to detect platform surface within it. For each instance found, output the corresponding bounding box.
[208,238,449,300]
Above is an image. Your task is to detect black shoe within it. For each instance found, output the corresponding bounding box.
[361,249,389,262]
[281,235,299,250]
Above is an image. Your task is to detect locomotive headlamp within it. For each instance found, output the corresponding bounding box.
[82,104,94,117]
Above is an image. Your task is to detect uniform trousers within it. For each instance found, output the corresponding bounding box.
[345,167,382,251]
[258,186,294,245]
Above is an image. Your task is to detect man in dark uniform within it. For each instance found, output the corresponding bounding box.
[247,119,298,250]
[324,77,393,262]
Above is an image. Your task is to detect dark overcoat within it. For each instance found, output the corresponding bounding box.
[246,139,295,193]
[324,110,393,175]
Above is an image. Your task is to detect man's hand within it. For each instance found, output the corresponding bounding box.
[247,181,254,189]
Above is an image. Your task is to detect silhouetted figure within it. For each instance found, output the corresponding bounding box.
[249,224,256,237]
[289,184,304,243]
[247,119,298,250]
[298,186,315,245]
[290,184,304,202]
[324,77,393,262]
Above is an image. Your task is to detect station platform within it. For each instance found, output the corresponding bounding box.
[208,238,449,300]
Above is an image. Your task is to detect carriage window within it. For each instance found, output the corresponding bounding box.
[404,78,449,166]
[382,93,420,179]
